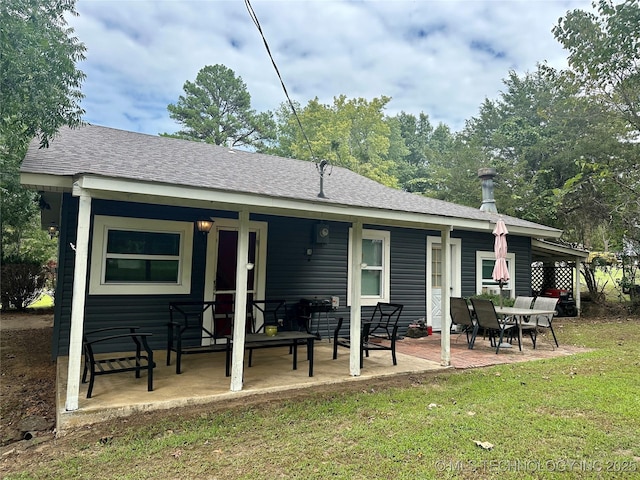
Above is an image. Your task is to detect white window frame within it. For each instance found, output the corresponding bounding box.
[347,228,391,306]
[89,215,193,295]
[475,250,515,298]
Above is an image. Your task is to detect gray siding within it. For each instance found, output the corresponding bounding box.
[457,231,532,297]
[53,198,217,355]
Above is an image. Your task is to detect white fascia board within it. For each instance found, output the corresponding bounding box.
[507,226,563,240]
[20,173,73,192]
[75,175,493,231]
[532,239,589,259]
[75,175,558,237]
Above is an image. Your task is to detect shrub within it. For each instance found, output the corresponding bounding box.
[0,257,47,311]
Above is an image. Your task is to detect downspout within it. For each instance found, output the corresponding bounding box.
[65,184,92,411]
[575,256,582,316]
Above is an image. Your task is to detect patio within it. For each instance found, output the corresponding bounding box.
[56,332,584,433]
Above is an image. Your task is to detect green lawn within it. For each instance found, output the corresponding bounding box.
[27,293,54,309]
[6,316,639,479]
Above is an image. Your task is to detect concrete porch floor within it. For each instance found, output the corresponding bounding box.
[56,332,584,433]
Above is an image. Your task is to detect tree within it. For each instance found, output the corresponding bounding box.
[272,95,407,187]
[1,0,85,263]
[552,0,640,253]
[390,112,470,197]
[163,64,276,150]
[553,0,640,131]
[461,67,611,230]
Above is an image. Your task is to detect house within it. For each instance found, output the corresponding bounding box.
[20,124,587,411]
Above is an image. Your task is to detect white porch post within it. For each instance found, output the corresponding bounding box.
[575,256,582,316]
[440,227,451,366]
[230,209,250,391]
[65,185,92,411]
[349,220,363,376]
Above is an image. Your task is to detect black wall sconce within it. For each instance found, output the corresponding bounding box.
[47,222,59,239]
[195,218,214,236]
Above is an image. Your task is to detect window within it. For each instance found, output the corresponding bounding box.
[348,229,390,306]
[476,251,515,296]
[431,245,442,288]
[89,216,193,295]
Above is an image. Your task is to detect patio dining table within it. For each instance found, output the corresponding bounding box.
[492,306,556,350]
[467,304,556,350]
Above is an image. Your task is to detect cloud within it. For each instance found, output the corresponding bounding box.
[68,0,592,136]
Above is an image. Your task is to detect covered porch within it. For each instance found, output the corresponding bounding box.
[56,332,585,433]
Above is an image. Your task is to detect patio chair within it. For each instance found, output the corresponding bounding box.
[248,299,288,333]
[532,296,560,348]
[449,297,476,348]
[510,296,537,345]
[513,296,535,309]
[246,299,293,366]
[469,298,520,354]
[167,301,231,374]
[82,327,154,399]
[333,302,404,366]
[367,302,404,340]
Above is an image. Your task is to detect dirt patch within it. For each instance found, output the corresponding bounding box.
[1,309,54,331]
[1,311,57,473]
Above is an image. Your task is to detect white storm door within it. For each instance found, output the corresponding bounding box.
[426,236,461,332]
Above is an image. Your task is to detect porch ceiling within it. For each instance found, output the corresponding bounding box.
[531,239,589,263]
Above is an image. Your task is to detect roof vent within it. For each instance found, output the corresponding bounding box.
[317,159,330,198]
[478,167,498,213]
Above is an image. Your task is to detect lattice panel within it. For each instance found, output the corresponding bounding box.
[531,266,574,294]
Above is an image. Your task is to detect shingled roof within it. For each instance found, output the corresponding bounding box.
[21,124,561,237]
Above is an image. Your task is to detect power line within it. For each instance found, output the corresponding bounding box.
[244,0,318,166]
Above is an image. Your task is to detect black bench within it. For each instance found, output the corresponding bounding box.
[82,327,154,399]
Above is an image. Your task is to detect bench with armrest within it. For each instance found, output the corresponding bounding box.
[167,301,234,374]
[333,303,404,367]
[82,326,154,399]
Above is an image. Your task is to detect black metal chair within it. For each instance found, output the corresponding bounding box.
[167,301,232,374]
[333,302,404,367]
[248,299,288,333]
[469,298,520,354]
[83,326,154,398]
[366,302,404,340]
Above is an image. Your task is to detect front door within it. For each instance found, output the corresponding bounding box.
[426,236,461,331]
[203,218,267,339]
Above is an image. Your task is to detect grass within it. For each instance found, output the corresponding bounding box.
[27,293,54,309]
[7,317,640,479]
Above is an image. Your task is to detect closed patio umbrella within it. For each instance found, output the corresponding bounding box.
[492,218,509,307]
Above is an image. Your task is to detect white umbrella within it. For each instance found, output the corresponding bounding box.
[492,218,510,307]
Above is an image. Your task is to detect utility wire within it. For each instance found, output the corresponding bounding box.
[244,0,319,167]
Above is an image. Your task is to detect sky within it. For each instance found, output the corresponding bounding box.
[67,0,593,137]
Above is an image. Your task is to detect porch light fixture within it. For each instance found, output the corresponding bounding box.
[47,222,59,239]
[195,219,214,235]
